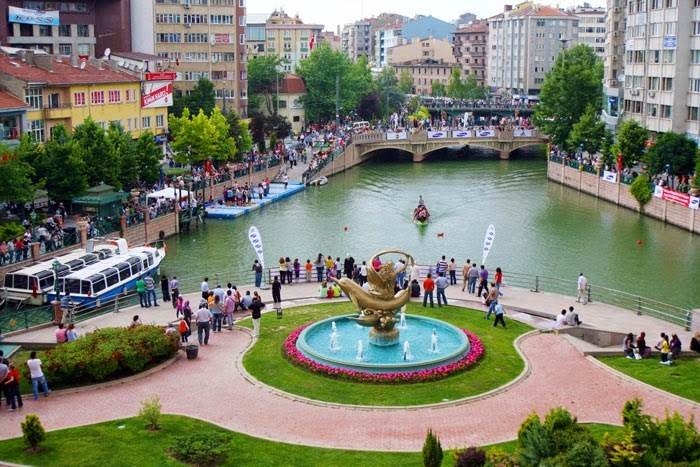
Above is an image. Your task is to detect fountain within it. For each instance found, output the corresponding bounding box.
[329,325,340,352]
[430,328,439,353]
[403,341,412,361]
[356,340,364,361]
[398,307,408,329]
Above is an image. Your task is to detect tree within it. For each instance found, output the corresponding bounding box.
[73,118,119,187]
[247,55,285,114]
[431,81,446,97]
[616,119,649,168]
[375,67,405,117]
[224,111,253,160]
[0,145,34,203]
[357,92,381,120]
[108,123,139,190]
[15,134,45,185]
[171,78,216,117]
[249,111,291,149]
[134,131,163,186]
[297,42,373,122]
[422,429,443,467]
[398,69,414,94]
[170,108,236,164]
[567,105,606,154]
[644,132,697,176]
[42,125,87,202]
[448,68,468,99]
[21,414,45,453]
[534,44,603,146]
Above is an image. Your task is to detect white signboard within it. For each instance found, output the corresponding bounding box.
[653,185,664,199]
[452,130,473,138]
[8,6,59,26]
[602,171,618,183]
[476,129,496,138]
[386,131,408,140]
[690,196,700,210]
[428,131,448,139]
[141,82,173,109]
[248,226,265,268]
[513,129,533,137]
[482,224,496,266]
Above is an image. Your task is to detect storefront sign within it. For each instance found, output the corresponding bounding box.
[428,131,447,139]
[602,171,618,183]
[141,82,173,109]
[8,6,59,26]
[452,130,473,138]
[386,131,407,140]
[145,72,176,81]
[476,129,496,138]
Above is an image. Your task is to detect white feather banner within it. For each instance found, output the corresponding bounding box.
[482,224,496,265]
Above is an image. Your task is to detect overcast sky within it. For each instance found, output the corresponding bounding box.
[248,0,605,32]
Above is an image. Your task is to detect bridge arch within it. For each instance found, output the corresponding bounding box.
[358,145,416,160]
[416,143,504,162]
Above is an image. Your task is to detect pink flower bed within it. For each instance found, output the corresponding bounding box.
[283,325,485,384]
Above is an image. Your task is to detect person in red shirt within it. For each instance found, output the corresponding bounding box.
[4,363,23,411]
[495,267,504,297]
[422,274,435,308]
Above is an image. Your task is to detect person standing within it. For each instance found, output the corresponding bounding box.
[210,295,224,333]
[26,352,50,400]
[467,263,479,295]
[477,265,489,298]
[249,296,266,337]
[461,259,471,292]
[304,259,313,282]
[272,276,282,305]
[3,363,22,411]
[359,261,368,286]
[485,285,498,319]
[315,254,325,282]
[436,256,448,276]
[448,258,457,285]
[200,277,210,301]
[422,274,435,308]
[178,316,190,343]
[494,267,503,297]
[493,303,506,328]
[144,275,158,307]
[285,257,293,284]
[170,276,180,307]
[160,275,171,302]
[196,301,212,345]
[435,273,449,307]
[0,354,7,408]
[224,290,236,330]
[279,257,288,284]
[577,273,588,305]
[135,278,146,307]
[293,258,301,282]
[252,260,263,288]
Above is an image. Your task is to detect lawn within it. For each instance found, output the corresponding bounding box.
[0,415,620,467]
[597,356,700,402]
[240,302,531,406]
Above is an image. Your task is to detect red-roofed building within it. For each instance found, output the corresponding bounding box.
[0,90,28,148]
[487,2,578,94]
[267,74,306,133]
[0,49,169,143]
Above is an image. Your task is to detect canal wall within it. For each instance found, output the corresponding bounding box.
[547,161,700,234]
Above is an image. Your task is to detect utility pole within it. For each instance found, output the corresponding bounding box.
[335,73,340,127]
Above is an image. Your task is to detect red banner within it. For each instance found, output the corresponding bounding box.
[145,72,176,81]
[662,188,690,207]
[214,33,231,44]
[141,82,173,108]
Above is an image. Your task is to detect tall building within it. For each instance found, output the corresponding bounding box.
[374,24,403,68]
[342,20,372,62]
[616,0,697,138]
[0,0,132,58]
[246,13,268,59]
[487,3,578,95]
[601,0,625,129]
[264,9,323,72]
[573,4,606,58]
[388,37,455,66]
[452,21,489,86]
[318,30,342,52]
[130,0,247,116]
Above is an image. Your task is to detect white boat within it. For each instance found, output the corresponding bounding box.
[308,176,328,186]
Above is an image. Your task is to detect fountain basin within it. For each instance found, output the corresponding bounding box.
[294,314,471,374]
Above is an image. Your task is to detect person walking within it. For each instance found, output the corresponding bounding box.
[448,258,457,285]
[494,267,504,297]
[135,278,147,308]
[249,296,266,337]
[435,273,449,307]
[252,260,263,288]
[210,295,224,333]
[493,303,506,328]
[422,274,435,308]
[160,275,171,302]
[3,363,22,411]
[359,261,368,286]
[485,285,498,319]
[467,263,479,295]
[477,265,489,298]
[577,273,588,305]
[272,276,282,305]
[461,259,471,292]
[200,277,210,301]
[195,301,212,346]
[144,274,158,307]
[178,316,190,343]
[170,276,180,307]
[26,351,50,400]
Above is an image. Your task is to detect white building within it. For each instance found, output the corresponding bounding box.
[601,0,625,129]
[374,26,403,68]
[573,4,606,58]
[487,2,578,95]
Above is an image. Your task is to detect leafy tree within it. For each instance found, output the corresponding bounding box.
[534,44,603,146]
[616,120,648,168]
[431,82,446,97]
[644,131,697,176]
[170,108,236,164]
[171,78,216,117]
[108,123,139,189]
[599,129,616,166]
[463,73,488,100]
[14,134,45,185]
[134,131,163,186]
[357,92,381,120]
[42,125,87,202]
[247,55,284,114]
[567,105,606,154]
[398,69,414,94]
[630,174,652,209]
[0,145,34,203]
[224,111,253,160]
[448,68,467,99]
[73,117,119,187]
[375,67,404,117]
[249,111,291,149]
[21,414,45,452]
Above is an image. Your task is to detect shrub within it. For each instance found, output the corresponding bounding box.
[40,325,179,387]
[486,449,518,467]
[169,433,228,466]
[653,412,700,463]
[139,395,162,431]
[517,414,553,467]
[453,446,486,467]
[21,414,45,452]
[422,429,443,467]
[630,174,652,208]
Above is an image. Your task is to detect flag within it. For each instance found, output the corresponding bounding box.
[248,226,265,269]
[310,34,316,50]
[481,224,496,265]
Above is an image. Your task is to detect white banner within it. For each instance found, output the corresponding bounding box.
[602,171,618,183]
[386,131,407,140]
[452,130,473,138]
[141,82,173,109]
[513,129,533,137]
[8,6,59,26]
[248,226,265,269]
[476,129,496,138]
[653,185,664,199]
[482,224,496,266]
[690,196,700,210]
[428,131,448,139]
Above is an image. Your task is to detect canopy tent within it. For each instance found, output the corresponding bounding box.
[146,187,192,201]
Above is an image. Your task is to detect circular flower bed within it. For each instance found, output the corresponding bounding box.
[283,325,485,384]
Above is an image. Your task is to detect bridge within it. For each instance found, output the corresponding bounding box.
[425,104,535,118]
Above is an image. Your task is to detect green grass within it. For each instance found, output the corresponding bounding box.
[0,415,620,467]
[597,356,700,402]
[240,302,531,406]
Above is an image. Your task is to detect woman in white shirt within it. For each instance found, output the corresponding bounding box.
[27,352,50,400]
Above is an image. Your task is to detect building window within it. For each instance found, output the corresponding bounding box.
[184,33,208,43]
[58,24,71,37]
[142,116,151,129]
[125,89,137,103]
[25,87,43,109]
[28,120,45,143]
[77,24,89,37]
[156,114,165,128]
[38,25,52,37]
[58,44,72,55]
[690,78,700,92]
[693,22,700,36]
[661,77,673,91]
[662,50,675,63]
[90,90,105,105]
[647,104,658,117]
[108,90,121,103]
[660,105,672,118]
[240,34,245,45]
[156,33,181,43]
[77,44,90,56]
[688,106,700,121]
[74,92,86,106]
[692,50,700,63]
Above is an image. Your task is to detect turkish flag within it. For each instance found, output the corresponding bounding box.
[309,34,315,50]
[616,154,623,172]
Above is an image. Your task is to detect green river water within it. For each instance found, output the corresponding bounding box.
[162,156,700,309]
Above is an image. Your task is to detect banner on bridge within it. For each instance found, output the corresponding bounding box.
[428,131,448,139]
[386,131,408,140]
[602,171,618,183]
[476,129,496,138]
[513,129,533,137]
[452,130,474,138]
[661,188,691,207]
[690,196,700,210]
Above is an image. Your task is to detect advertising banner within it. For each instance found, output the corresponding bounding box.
[602,171,618,183]
[653,185,664,199]
[690,196,700,210]
[481,224,496,266]
[513,128,533,137]
[427,131,447,139]
[145,72,177,81]
[452,130,473,138]
[386,131,408,140]
[662,188,690,207]
[248,226,265,268]
[476,129,496,138]
[8,6,59,26]
[141,82,173,109]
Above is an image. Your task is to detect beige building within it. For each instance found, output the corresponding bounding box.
[388,37,456,66]
[264,9,323,73]
[573,4,606,58]
[601,0,625,129]
[452,21,489,86]
[393,59,457,95]
[271,74,306,134]
[130,0,248,116]
[318,31,342,52]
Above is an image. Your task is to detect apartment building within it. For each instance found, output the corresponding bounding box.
[318,30,342,52]
[0,49,168,143]
[393,59,457,95]
[130,0,247,116]
[374,25,403,68]
[488,2,578,95]
[573,4,606,57]
[0,0,132,58]
[342,20,372,62]
[264,9,322,72]
[602,0,625,129]
[388,37,455,66]
[246,13,267,58]
[452,21,489,86]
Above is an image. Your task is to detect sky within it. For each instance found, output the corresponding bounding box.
[248,0,606,32]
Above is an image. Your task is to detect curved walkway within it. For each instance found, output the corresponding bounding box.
[0,318,697,451]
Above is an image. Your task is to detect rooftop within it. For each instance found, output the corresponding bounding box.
[0,91,27,111]
[456,21,489,34]
[490,2,572,20]
[280,74,306,94]
[110,51,161,62]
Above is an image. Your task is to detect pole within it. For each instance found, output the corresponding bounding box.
[276,73,280,116]
[335,73,340,128]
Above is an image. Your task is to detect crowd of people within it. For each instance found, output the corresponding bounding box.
[0,204,71,266]
[622,331,696,365]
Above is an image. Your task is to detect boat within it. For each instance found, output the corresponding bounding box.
[413,205,430,225]
[45,239,165,308]
[308,176,328,186]
[2,242,119,306]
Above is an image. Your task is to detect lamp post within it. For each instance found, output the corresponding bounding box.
[51,260,62,324]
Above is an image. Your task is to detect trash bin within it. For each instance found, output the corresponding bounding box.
[185,345,199,360]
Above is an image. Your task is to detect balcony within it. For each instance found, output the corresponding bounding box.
[43,104,72,120]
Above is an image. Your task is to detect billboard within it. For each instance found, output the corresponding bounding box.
[145,72,177,81]
[141,82,173,109]
[8,6,59,26]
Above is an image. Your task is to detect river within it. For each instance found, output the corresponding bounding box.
[162,154,700,309]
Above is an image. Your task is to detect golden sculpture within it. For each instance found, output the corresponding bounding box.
[333,250,414,346]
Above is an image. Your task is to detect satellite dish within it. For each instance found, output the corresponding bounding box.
[80,61,86,70]
[104,48,111,59]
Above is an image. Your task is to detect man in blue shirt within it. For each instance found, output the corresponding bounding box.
[435,273,449,307]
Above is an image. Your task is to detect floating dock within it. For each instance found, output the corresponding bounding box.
[205,183,305,220]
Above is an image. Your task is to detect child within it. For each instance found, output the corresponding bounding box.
[178,317,190,343]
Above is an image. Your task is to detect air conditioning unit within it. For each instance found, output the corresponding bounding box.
[648,91,656,98]
[185,23,191,28]
[612,56,618,61]
[630,89,639,96]
[183,2,190,8]
[610,79,618,87]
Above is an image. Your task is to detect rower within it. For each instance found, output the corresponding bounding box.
[418,195,424,207]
